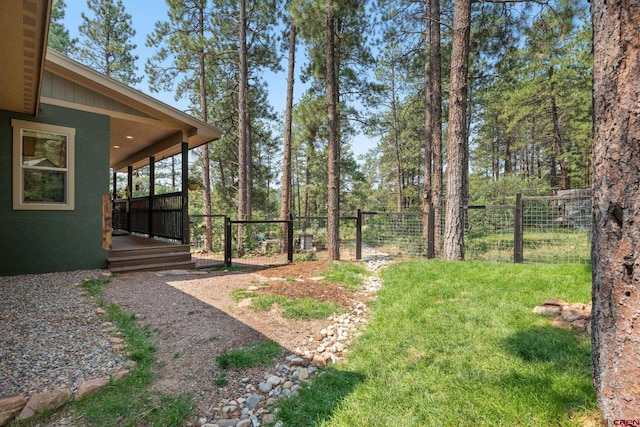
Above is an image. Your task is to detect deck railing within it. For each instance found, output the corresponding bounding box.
[112,192,184,241]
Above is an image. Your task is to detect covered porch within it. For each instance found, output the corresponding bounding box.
[42,51,222,272]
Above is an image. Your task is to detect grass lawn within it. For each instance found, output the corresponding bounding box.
[276,260,598,426]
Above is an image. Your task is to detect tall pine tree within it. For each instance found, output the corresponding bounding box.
[78,0,141,85]
[48,0,77,55]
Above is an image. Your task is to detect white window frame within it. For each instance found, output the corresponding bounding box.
[12,119,76,211]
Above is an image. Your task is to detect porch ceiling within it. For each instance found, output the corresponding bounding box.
[0,0,51,115]
[43,51,222,172]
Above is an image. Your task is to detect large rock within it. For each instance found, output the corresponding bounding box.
[533,305,562,317]
[0,395,27,426]
[217,418,241,427]
[16,389,72,420]
[550,317,572,330]
[75,378,109,400]
[572,318,589,332]
[541,299,568,307]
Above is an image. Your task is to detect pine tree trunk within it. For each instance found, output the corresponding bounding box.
[391,68,403,213]
[443,0,470,261]
[198,8,212,252]
[246,107,252,220]
[237,0,248,255]
[549,67,570,190]
[422,0,433,239]
[326,0,340,261]
[280,22,296,252]
[431,0,443,254]
[591,0,640,419]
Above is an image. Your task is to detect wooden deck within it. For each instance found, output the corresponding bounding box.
[108,234,195,273]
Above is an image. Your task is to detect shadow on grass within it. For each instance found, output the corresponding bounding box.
[504,324,591,367]
[501,325,596,415]
[275,367,365,426]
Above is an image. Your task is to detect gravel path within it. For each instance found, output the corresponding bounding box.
[0,270,128,398]
[0,250,392,426]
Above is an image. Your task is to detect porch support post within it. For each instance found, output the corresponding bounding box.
[181,142,190,244]
[112,171,117,199]
[127,166,133,232]
[149,156,155,238]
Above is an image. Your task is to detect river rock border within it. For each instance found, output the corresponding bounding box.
[197,249,392,427]
[0,299,135,426]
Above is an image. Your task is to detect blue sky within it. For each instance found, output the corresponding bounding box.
[60,1,377,159]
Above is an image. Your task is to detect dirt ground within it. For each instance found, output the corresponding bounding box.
[101,260,362,421]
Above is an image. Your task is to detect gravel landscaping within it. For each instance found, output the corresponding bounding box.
[0,270,128,399]
[0,249,391,426]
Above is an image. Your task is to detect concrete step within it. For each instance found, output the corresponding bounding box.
[107,244,191,259]
[109,260,197,274]
[107,251,193,269]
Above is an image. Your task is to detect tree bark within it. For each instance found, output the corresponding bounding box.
[198,6,212,252]
[549,67,570,190]
[443,0,470,261]
[237,0,248,254]
[431,0,443,254]
[326,0,340,260]
[280,22,296,252]
[390,66,403,212]
[591,0,640,419]
[422,0,433,239]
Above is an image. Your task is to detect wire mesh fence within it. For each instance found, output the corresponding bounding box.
[464,206,516,262]
[189,215,226,268]
[521,192,591,264]
[228,220,290,267]
[188,190,592,268]
[291,216,359,261]
[361,212,428,258]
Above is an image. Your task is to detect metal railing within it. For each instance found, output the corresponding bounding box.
[112,192,184,241]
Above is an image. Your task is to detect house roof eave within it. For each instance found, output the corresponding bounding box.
[44,50,222,146]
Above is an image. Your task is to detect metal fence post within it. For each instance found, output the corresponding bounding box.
[356,209,362,260]
[514,193,524,263]
[224,216,232,267]
[148,156,155,238]
[427,202,435,259]
[287,212,294,263]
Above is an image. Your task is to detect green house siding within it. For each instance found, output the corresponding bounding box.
[0,105,110,275]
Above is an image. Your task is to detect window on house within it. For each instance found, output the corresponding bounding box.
[12,119,75,210]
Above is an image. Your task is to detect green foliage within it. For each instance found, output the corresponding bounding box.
[281,297,343,320]
[82,278,110,298]
[250,294,344,320]
[294,252,318,262]
[78,0,141,85]
[250,295,288,311]
[230,288,260,302]
[276,367,366,425]
[321,262,368,291]
[214,371,228,387]
[146,0,282,220]
[275,260,597,426]
[472,2,592,190]
[216,340,281,370]
[469,175,549,205]
[48,0,77,55]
